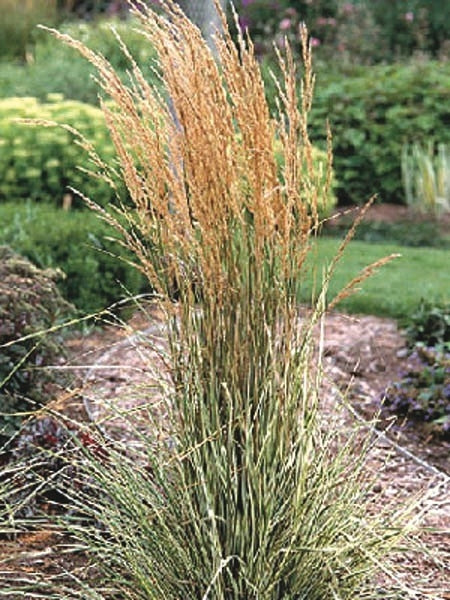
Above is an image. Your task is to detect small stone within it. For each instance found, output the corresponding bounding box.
[396,348,409,359]
[372,482,383,493]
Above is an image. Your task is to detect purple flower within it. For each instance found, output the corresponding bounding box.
[404,12,414,22]
[310,37,321,47]
[238,16,251,32]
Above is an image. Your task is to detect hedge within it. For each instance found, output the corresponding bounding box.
[0,202,148,314]
[0,95,122,208]
[308,60,450,205]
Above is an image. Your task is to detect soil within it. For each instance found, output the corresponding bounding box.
[1,204,449,598]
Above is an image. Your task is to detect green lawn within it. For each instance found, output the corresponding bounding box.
[302,238,449,319]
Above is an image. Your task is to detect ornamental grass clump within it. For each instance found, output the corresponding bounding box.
[402,141,450,218]
[1,2,414,598]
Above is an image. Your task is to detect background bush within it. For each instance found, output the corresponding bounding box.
[0,0,58,62]
[0,18,159,105]
[0,203,147,314]
[308,60,450,205]
[0,246,72,442]
[237,0,449,64]
[0,95,122,208]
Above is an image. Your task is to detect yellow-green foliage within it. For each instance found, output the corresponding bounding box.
[0,95,121,208]
[402,141,450,218]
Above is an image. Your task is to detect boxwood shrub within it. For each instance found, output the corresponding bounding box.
[0,95,123,208]
[0,202,148,314]
[309,60,450,205]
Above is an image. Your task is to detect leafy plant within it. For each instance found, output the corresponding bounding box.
[404,299,450,349]
[402,141,450,217]
[0,246,73,442]
[383,345,450,439]
[0,202,147,314]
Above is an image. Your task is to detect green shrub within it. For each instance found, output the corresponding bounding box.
[0,17,159,106]
[308,60,450,205]
[0,0,57,62]
[0,202,147,314]
[0,246,72,441]
[0,95,123,208]
[385,300,450,439]
[55,17,157,73]
[403,300,450,349]
[0,52,100,106]
[365,0,449,60]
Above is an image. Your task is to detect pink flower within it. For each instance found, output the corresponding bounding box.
[317,17,337,27]
[279,18,292,31]
[310,37,321,47]
[342,3,354,15]
[404,12,414,22]
[276,35,286,50]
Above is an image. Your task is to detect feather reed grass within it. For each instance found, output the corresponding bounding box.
[0,2,419,598]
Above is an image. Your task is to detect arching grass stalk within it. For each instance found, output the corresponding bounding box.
[1,1,416,598]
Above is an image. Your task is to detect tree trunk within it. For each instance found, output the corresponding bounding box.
[177,0,227,50]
